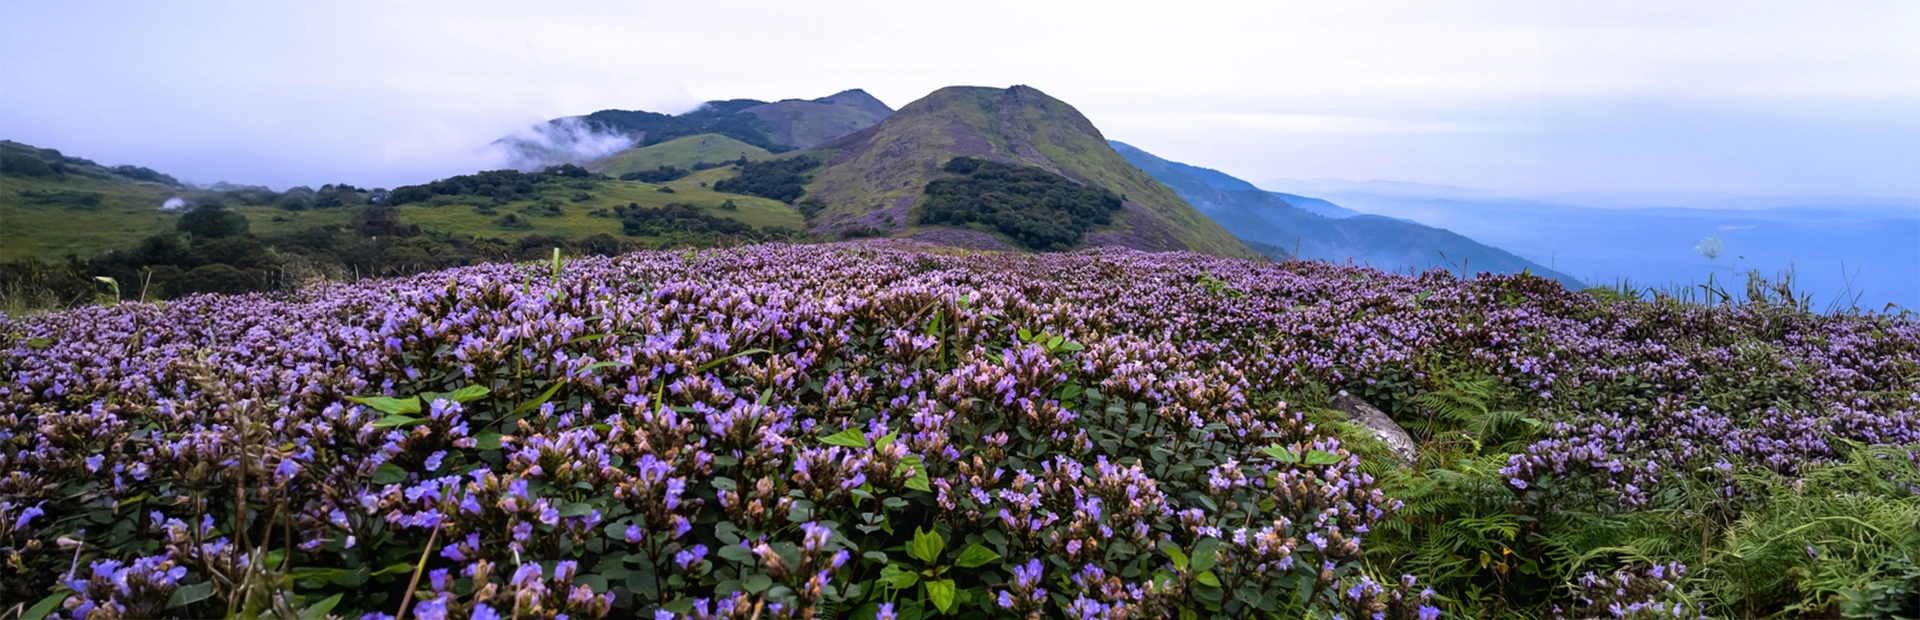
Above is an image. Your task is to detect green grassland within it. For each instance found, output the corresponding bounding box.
[398,173,801,241]
[0,174,179,259]
[587,134,773,178]
[2,168,802,261]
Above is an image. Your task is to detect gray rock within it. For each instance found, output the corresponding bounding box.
[1328,392,1419,464]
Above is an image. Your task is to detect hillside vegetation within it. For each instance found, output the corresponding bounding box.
[917,157,1124,251]
[1,145,809,310]
[798,86,1251,258]
[3,242,1915,618]
[589,134,773,179]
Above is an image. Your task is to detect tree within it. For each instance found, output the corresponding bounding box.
[176,204,250,240]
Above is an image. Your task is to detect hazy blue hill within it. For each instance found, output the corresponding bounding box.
[1111,141,1584,288]
[1309,191,1920,310]
[1269,192,1364,219]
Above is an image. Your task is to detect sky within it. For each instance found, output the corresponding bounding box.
[2,1,1917,201]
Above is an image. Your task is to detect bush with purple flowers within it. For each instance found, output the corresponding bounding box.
[2,240,1914,618]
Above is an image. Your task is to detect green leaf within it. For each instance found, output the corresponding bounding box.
[513,381,566,415]
[694,348,770,374]
[168,581,215,608]
[372,463,408,485]
[25,337,52,349]
[743,573,773,594]
[298,593,344,620]
[582,360,630,373]
[1194,570,1221,587]
[953,543,1001,569]
[875,431,899,449]
[880,563,920,589]
[370,414,423,429]
[717,544,756,564]
[1060,341,1085,352]
[926,579,957,613]
[439,385,491,403]
[475,432,503,450]
[1261,444,1299,464]
[1191,538,1219,573]
[898,454,927,479]
[1157,539,1190,570]
[821,428,869,449]
[21,592,68,620]
[1017,328,1032,342]
[558,501,593,518]
[910,527,946,564]
[347,395,420,415]
[371,562,416,577]
[1304,450,1342,466]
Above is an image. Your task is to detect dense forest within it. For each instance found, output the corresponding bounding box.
[711,155,821,203]
[917,156,1124,251]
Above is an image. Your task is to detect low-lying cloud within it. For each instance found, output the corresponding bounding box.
[485,117,635,171]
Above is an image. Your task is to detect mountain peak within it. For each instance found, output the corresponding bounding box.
[803,85,1251,258]
[811,89,893,117]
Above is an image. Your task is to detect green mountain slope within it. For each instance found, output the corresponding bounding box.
[1,140,189,259]
[1111,141,1585,288]
[588,134,773,178]
[802,85,1254,258]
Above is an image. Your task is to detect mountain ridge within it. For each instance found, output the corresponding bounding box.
[1111,141,1585,288]
[495,89,893,170]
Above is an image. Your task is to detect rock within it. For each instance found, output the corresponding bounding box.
[1328,392,1419,464]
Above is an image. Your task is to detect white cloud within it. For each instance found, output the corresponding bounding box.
[1,0,1914,197]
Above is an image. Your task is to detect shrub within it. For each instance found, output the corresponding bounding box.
[619,166,691,183]
[176,204,250,240]
[917,157,1123,251]
[713,156,819,203]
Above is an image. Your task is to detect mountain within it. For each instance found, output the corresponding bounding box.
[1110,141,1585,288]
[495,89,891,170]
[800,85,1253,258]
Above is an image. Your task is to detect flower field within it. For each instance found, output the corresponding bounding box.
[3,242,1916,619]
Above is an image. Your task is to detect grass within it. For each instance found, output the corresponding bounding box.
[1,172,804,260]
[397,176,802,241]
[588,133,772,178]
[0,174,178,259]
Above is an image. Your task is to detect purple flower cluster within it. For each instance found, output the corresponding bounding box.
[3,240,1912,616]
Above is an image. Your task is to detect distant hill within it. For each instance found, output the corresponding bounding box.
[496,89,891,170]
[1110,141,1584,288]
[801,85,1253,258]
[588,134,773,178]
[738,89,893,149]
